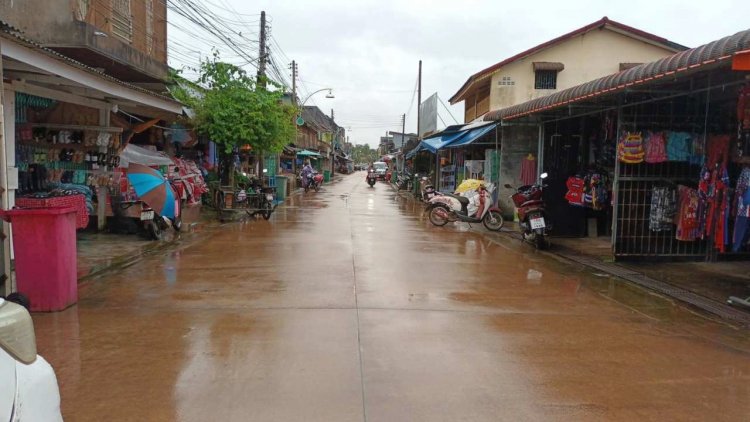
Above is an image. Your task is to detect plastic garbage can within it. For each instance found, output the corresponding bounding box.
[275,175,288,201]
[0,207,78,312]
[323,170,331,182]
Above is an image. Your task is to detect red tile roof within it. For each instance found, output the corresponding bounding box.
[449,17,688,104]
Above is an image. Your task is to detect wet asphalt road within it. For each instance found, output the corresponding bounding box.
[34,172,750,421]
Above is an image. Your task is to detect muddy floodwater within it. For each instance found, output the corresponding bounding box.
[33,173,750,421]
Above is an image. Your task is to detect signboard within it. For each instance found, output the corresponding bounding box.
[296,116,305,126]
[419,93,438,137]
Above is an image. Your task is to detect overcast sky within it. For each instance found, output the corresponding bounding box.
[169,0,749,148]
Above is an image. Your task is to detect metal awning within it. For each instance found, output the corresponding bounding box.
[485,28,750,122]
[296,149,321,157]
[446,122,498,148]
[533,62,564,71]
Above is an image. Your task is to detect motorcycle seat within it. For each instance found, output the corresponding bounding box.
[520,199,544,208]
[445,193,469,205]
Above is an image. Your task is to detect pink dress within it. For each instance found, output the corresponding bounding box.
[644,131,668,163]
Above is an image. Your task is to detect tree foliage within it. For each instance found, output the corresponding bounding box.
[351,144,378,164]
[173,56,296,154]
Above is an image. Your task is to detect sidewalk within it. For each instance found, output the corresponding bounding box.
[76,213,220,281]
[396,188,750,324]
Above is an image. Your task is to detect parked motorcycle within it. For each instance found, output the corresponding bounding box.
[121,198,181,241]
[425,183,504,231]
[419,176,439,202]
[366,169,377,187]
[396,170,412,191]
[505,172,550,249]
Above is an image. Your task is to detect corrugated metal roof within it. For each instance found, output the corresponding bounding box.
[0,20,180,105]
[485,28,750,122]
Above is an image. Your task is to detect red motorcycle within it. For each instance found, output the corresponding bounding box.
[506,173,550,249]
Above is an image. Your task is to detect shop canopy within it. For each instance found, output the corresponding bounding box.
[445,122,498,148]
[296,149,321,157]
[119,144,174,167]
[416,121,499,153]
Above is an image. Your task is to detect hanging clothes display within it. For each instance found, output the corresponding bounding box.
[565,176,585,206]
[733,167,750,251]
[617,132,645,163]
[644,131,668,163]
[519,154,537,186]
[676,185,701,241]
[666,132,693,162]
[649,186,677,231]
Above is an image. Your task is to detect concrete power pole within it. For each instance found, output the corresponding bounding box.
[290,60,297,103]
[417,60,422,140]
[257,11,267,179]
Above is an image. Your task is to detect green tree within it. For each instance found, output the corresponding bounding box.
[351,144,378,164]
[173,56,296,155]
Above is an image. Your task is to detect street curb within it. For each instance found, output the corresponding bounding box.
[392,186,750,326]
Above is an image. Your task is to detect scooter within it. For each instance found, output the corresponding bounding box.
[366,169,377,187]
[425,183,504,231]
[300,172,324,192]
[419,176,439,202]
[396,170,412,191]
[121,198,182,241]
[505,172,550,249]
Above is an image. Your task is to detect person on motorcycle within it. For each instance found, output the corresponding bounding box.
[301,159,314,189]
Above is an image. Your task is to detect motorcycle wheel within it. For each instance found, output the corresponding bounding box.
[261,201,273,220]
[146,220,163,240]
[173,217,182,232]
[428,205,450,226]
[314,183,320,192]
[368,179,375,187]
[482,210,505,231]
[535,232,547,250]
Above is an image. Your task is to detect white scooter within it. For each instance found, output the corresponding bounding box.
[425,183,504,231]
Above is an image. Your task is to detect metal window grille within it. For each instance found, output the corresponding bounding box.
[614,161,707,258]
[534,70,557,90]
[75,0,90,21]
[112,0,132,43]
[145,0,154,54]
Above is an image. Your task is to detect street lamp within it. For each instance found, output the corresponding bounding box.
[298,88,334,106]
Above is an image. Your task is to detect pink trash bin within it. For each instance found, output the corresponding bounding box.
[1,207,78,312]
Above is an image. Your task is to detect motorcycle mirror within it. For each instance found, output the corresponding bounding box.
[540,172,548,179]
[504,184,512,189]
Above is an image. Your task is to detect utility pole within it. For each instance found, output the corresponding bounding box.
[290,60,297,103]
[257,11,267,180]
[417,60,422,140]
[257,11,267,87]
[331,109,335,177]
[401,113,406,146]
[290,60,298,177]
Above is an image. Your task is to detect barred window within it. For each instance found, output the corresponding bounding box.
[145,0,154,54]
[112,0,132,43]
[534,70,557,90]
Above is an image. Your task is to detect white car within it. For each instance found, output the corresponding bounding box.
[0,298,63,421]
[372,161,388,179]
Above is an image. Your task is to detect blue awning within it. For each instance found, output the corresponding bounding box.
[420,131,468,153]
[445,122,498,148]
[297,149,321,157]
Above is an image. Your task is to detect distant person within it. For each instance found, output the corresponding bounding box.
[301,159,314,188]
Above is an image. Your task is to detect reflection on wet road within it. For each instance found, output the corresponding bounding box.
[34,173,750,421]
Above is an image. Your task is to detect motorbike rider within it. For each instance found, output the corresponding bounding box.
[301,159,314,188]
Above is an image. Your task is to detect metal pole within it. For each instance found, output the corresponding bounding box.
[0,40,12,296]
[417,60,422,140]
[537,124,544,183]
[611,101,623,256]
[256,11,267,181]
